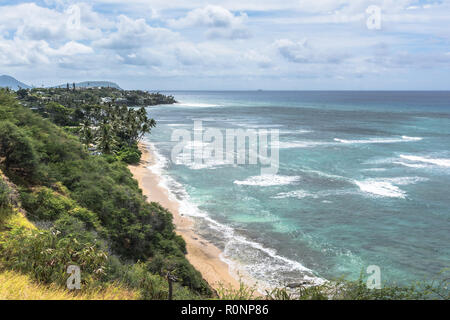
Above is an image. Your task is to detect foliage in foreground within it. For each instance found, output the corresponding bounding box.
[0,225,107,287]
[0,269,137,300]
[215,274,449,300]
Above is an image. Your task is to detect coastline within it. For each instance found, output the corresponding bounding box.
[128,142,240,292]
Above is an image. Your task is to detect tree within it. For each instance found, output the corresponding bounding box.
[80,119,94,148]
[97,123,117,154]
[16,89,28,100]
[43,102,73,126]
[136,107,156,142]
[0,121,39,178]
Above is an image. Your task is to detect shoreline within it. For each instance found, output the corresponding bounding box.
[128,142,240,292]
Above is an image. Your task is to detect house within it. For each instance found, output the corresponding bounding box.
[101,97,112,104]
[115,98,127,105]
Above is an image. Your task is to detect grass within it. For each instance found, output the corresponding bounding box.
[0,208,35,230]
[0,269,138,300]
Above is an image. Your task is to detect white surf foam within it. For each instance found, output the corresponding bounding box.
[175,153,234,170]
[234,175,301,186]
[277,141,328,149]
[399,155,450,168]
[174,146,236,170]
[272,190,317,199]
[393,161,427,168]
[175,102,223,108]
[166,123,188,127]
[279,129,313,135]
[301,169,351,182]
[355,180,406,198]
[354,176,427,199]
[184,140,211,150]
[144,141,324,289]
[278,135,423,150]
[334,136,422,144]
[401,136,423,141]
[361,168,387,172]
[234,123,284,129]
[387,176,429,185]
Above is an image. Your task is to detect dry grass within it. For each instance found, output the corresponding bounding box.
[2,208,36,230]
[0,270,138,300]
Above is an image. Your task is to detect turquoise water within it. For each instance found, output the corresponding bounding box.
[144,91,450,287]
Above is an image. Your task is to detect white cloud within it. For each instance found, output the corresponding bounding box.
[168,5,250,39]
[0,37,92,66]
[174,42,206,65]
[0,3,103,41]
[243,50,272,68]
[296,0,418,14]
[173,42,239,67]
[274,39,348,64]
[95,15,178,49]
[0,0,450,89]
[115,49,163,66]
[50,41,93,55]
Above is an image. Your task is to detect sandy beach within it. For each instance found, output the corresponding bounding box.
[128,142,240,292]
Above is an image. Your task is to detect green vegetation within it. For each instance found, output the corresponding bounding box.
[0,89,209,299]
[263,274,450,300]
[0,226,108,287]
[0,177,11,209]
[17,86,176,109]
[216,274,449,300]
[0,121,39,179]
[15,87,170,164]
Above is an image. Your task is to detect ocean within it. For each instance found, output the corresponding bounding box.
[143,91,450,288]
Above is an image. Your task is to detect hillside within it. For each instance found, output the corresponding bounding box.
[0,76,121,91]
[0,170,138,300]
[54,81,121,89]
[0,89,210,300]
[0,75,31,90]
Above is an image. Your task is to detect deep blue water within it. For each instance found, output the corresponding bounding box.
[144,91,450,288]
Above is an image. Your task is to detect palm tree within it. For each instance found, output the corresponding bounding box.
[80,119,94,148]
[97,123,116,154]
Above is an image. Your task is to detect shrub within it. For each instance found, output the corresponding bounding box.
[263,273,450,300]
[43,102,74,126]
[121,263,169,300]
[0,121,39,179]
[0,178,11,209]
[216,281,259,300]
[22,188,74,221]
[53,215,99,244]
[116,145,142,164]
[21,188,100,229]
[146,253,211,295]
[0,226,108,288]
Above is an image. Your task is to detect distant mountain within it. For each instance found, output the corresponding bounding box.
[53,81,122,90]
[0,76,122,90]
[0,75,31,90]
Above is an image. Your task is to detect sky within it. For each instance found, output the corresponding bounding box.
[0,0,449,90]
